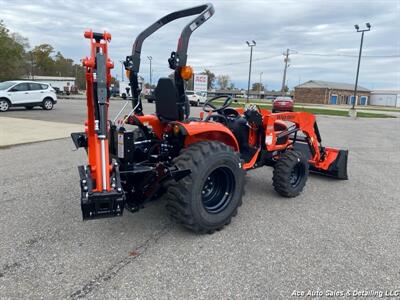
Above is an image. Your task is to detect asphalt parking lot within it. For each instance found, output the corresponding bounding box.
[0,100,399,299]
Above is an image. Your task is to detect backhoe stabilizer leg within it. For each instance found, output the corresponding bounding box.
[78,164,125,220]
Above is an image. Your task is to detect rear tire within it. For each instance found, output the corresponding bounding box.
[273,150,309,197]
[0,99,10,112]
[165,141,245,233]
[42,98,54,110]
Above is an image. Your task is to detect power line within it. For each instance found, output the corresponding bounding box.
[193,54,281,69]
[293,51,400,58]
[193,51,399,70]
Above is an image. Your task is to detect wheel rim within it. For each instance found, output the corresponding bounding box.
[0,100,9,111]
[201,167,235,214]
[44,100,52,109]
[289,163,304,188]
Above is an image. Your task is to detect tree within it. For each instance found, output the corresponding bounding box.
[0,21,95,89]
[217,74,230,90]
[0,21,28,81]
[54,51,75,76]
[31,44,55,75]
[228,82,235,90]
[73,64,86,89]
[283,85,289,93]
[200,69,215,89]
[252,82,265,92]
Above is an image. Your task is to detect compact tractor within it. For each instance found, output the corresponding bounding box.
[72,3,348,233]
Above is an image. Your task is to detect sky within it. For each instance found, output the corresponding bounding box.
[1,0,399,90]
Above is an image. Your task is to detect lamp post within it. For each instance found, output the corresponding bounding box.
[259,71,263,100]
[147,56,153,89]
[350,23,371,117]
[246,40,256,103]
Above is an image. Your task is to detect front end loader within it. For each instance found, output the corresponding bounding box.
[72,3,348,233]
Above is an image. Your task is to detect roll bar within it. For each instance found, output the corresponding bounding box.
[129,3,214,72]
[124,3,214,114]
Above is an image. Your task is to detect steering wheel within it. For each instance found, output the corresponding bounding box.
[203,95,233,113]
[223,107,240,119]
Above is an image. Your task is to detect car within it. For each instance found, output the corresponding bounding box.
[0,80,57,112]
[110,86,120,97]
[187,90,207,106]
[272,96,294,112]
[53,87,63,95]
[144,91,156,103]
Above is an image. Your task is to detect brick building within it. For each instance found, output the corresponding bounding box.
[294,80,370,105]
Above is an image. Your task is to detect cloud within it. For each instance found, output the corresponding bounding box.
[1,0,399,89]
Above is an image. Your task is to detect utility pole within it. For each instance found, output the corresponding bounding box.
[75,65,78,87]
[246,40,256,103]
[350,23,371,117]
[147,56,152,89]
[30,51,34,80]
[259,72,263,100]
[281,48,290,93]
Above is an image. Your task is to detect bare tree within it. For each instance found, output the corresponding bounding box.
[217,74,230,90]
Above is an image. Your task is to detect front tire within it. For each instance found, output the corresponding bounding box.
[165,141,245,233]
[42,98,54,110]
[273,150,309,197]
[0,99,10,112]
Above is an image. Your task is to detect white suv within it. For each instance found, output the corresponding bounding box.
[186,91,207,106]
[0,80,58,112]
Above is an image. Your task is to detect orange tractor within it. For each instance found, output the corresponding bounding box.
[72,3,348,233]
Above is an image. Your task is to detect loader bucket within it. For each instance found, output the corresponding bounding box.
[309,149,348,180]
[293,142,348,180]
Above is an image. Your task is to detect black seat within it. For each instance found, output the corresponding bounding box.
[154,78,182,121]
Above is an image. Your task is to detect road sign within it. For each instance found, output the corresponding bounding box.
[193,74,208,96]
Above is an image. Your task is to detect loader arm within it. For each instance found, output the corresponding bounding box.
[264,111,348,179]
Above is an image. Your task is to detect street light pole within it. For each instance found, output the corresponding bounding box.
[147,56,153,89]
[259,71,263,100]
[351,23,371,115]
[246,40,256,103]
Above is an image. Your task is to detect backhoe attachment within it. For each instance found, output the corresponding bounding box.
[73,31,125,220]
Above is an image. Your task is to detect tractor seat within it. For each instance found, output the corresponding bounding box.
[154,78,182,121]
[226,116,249,151]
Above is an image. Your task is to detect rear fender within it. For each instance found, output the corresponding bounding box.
[126,114,164,138]
[176,121,239,151]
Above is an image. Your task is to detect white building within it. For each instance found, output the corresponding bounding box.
[29,76,76,92]
[370,90,400,107]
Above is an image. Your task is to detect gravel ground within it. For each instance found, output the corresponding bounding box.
[0,113,399,299]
